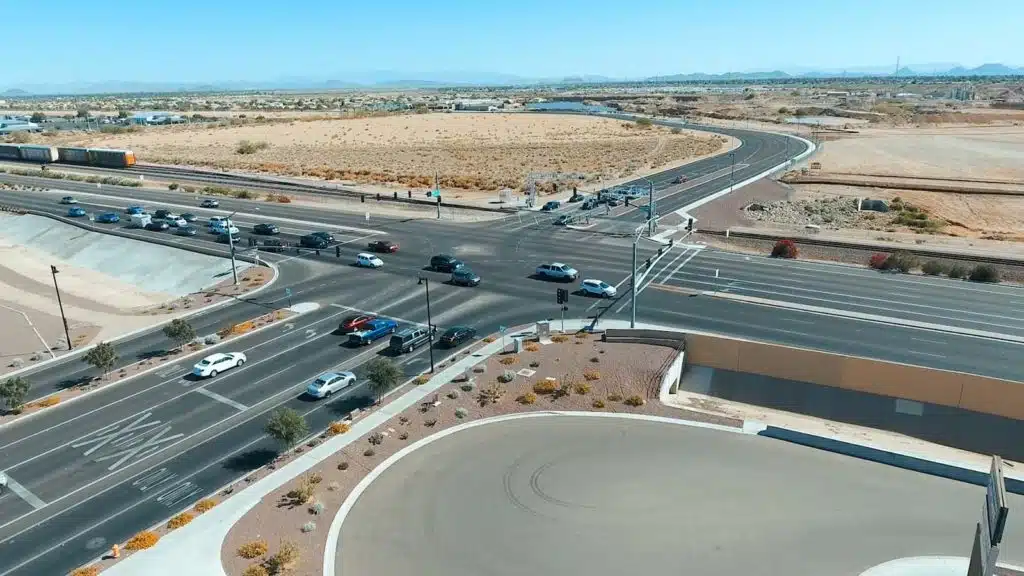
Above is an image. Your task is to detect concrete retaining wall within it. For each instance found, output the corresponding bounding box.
[659,350,686,401]
[604,328,686,349]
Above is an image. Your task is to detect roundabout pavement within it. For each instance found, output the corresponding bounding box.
[333,414,1024,576]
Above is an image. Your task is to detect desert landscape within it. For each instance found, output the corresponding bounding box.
[41,112,731,196]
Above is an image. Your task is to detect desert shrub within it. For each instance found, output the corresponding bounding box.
[266,541,299,574]
[183,185,196,193]
[551,335,569,343]
[286,479,315,504]
[948,264,968,279]
[529,360,540,368]
[884,251,918,273]
[477,383,506,405]
[482,336,496,343]
[168,182,180,190]
[327,421,350,436]
[337,461,349,471]
[398,415,409,424]
[309,502,325,515]
[307,471,323,484]
[398,431,409,440]
[237,540,269,559]
[367,432,384,445]
[460,382,475,392]
[193,499,217,513]
[524,342,540,352]
[497,370,515,384]
[424,418,437,427]
[517,392,537,405]
[8,358,23,368]
[574,332,588,340]
[868,252,890,270]
[590,356,600,363]
[455,407,469,419]
[204,334,221,345]
[624,395,645,407]
[125,531,160,551]
[574,382,592,395]
[38,396,61,407]
[166,512,194,530]
[276,195,292,203]
[583,369,600,381]
[969,264,1000,283]
[301,521,316,533]
[70,568,100,576]
[592,399,606,409]
[233,189,256,199]
[414,374,430,385]
[236,140,270,154]
[607,392,624,402]
[533,380,558,394]
[771,239,798,259]
[328,481,340,491]
[447,389,459,399]
[921,260,947,276]
[363,448,375,457]
[499,355,518,365]
[242,565,269,576]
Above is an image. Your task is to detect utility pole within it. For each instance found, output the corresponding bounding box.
[227,211,238,285]
[50,265,73,350]
[630,241,638,328]
[418,277,435,373]
[645,177,656,237]
[729,151,736,195]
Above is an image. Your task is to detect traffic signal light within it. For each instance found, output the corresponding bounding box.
[687,218,694,231]
[556,288,568,304]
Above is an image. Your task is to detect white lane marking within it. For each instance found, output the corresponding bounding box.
[1,472,46,510]
[911,337,947,346]
[194,388,249,412]
[904,350,947,359]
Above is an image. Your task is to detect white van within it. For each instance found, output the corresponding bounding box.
[129,213,152,228]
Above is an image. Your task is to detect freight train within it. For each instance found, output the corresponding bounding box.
[0,144,136,168]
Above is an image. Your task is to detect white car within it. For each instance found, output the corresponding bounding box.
[165,216,187,227]
[581,279,617,298]
[536,262,579,282]
[306,371,356,399]
[192,352,246,378]
[356,253,383,268]
[207,216,230,228]
[212,223,240,235]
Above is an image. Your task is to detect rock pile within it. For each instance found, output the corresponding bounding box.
[743,196,865,229]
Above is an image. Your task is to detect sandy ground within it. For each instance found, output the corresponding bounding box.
[43,113,729,196]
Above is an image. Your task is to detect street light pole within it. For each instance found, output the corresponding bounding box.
[630,240,638,328]
[50,265,72,350]
[644,177,656,237]
[418,277,435,373]
[729,151,736,194]
[227,211,238,285]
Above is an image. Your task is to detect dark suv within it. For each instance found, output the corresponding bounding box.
[430,254,464,273]
[299,234,329,249]
[310,231,335,243]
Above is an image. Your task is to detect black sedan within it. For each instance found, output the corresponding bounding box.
[145,221,169,232]
[253,223,280,235]
[175,225,198,236]
[217,232,242,244]
[451,268,480,287]
[310,231,335,243]
[440,326,477,348]
[181,213,198,222]
[200,199,220,208]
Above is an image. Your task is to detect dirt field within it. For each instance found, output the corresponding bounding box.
[42,113,729,196]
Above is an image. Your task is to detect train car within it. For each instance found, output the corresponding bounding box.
[86,148,136,168]
[0,144,19,160]
[18,145,58,163]
[56,147,90,165]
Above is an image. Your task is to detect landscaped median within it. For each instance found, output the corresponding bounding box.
[0,302,305,428]
[75,320,742,576]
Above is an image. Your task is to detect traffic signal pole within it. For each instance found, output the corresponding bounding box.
[631,240,638,328]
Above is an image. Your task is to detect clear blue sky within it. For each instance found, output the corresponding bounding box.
[4,0,1023,86]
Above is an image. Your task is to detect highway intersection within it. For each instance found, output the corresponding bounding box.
[0,122,1021,576]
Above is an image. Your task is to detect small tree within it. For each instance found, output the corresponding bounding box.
[948,264,969,279]
[921,260,947,276]
[118,109,130,119]
[76,108,91,119]
[884,251,918,273]
[365,358,402,403]
[771,239,798,259]
[0,376,31,414]
[163,319,197,350]
[969,264,1000,284]
[83,341,118,378]
[265,408,308,449]
[30,112,46,124]
[868,252,890,270]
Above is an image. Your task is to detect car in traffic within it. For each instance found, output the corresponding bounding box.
[96,212,120,224]
[367,239,399,253]
[299,234,329,249]
[541,200,561,211]
[211,222,240,235]
[257,238,284,252]
[175,225,198,236]
[207,216,229,228]
[605,196,621,207]
[580,198,597,210]
[429,254,464,273]
[153,209,172,220]
[440,326,477,348]
[200,199,220,208]
[355,253,383,268]
[165,216,187,227]
[305,371,356,399]
[310,231,335,243]
[180,213,198,222]
[554,214,573,226]
[145,221,170,232]
[252,223,279,235]
[451,268,480,287]
[192,352,246,378]
[671,175,688,185]
[347,318,398,346]
[67,207,87,217]
[536,262,579,282]
[125,205,146,215]
[389,326,434,354]
[338,313,376,334]
[580,278,617,298]
[59,196,78,205]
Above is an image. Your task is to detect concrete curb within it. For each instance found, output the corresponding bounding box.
[757,426,1024,495]
[324,410,761,576]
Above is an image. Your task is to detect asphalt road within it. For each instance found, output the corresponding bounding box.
[338,415,1024,576]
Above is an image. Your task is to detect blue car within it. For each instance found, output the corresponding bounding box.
[67,207,87,217]
[125,205,145,215]
[96,212,120,223]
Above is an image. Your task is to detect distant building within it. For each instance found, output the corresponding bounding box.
[130,112,185,125]
[0,120,40,134]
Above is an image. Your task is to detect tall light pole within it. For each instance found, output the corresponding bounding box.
[50,265,72,350]
[417,277,435,373]
[227,211,238,285]
[644,177,656,237]
[729,151,736,194]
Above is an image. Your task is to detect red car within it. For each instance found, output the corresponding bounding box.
[338,314,376,333]
[367,240,399,253]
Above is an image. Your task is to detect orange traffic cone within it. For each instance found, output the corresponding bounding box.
[111,544,120,559]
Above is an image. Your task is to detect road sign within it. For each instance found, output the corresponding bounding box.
[986,456,1009,546]
[284,288,292,297]
[498,325,507,334]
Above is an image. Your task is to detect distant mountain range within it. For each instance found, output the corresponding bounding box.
[3,63,1023,96]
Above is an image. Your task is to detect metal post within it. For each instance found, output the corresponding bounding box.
[50,265,72,350]
[729,152,735,194]
[561,306,565,333]
[647,178,656,237]
[227,212,238,285]
[420,277,435,373]
[630,240,638,328]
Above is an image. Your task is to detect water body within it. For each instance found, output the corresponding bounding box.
[526,101,616,114]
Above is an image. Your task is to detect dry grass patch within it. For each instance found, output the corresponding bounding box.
[498,355,519,365]
[242,565,269,576]
[551,334,570,343]
[193,499,217,513]
[533,379,559,395]
[70,567,100,576]
[517,392,537,405]
[523,342,540,352]
[583,369,601,381]
[166,512,194,530]
[237,540,269,559]
[327,421,350,436]
[124,531,160,551]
